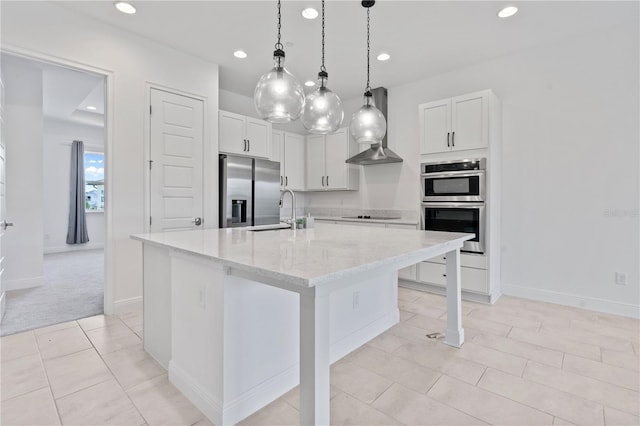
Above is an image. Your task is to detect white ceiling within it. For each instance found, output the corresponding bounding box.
[58,1,637,100]
[2,52,105,127]
[42,63,105,127]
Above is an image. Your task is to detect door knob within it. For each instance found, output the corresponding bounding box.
[2,220,14,230]
[193,217,202,226]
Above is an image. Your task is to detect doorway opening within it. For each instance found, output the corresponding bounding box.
[0,53,107,336]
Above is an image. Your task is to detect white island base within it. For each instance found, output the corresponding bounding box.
[135,226,471,425]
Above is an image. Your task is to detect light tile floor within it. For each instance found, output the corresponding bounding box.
[1,290,639,426]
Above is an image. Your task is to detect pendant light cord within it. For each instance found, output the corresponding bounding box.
[320,0,326,72]
[275,0,283,51]
[366,6,371,93]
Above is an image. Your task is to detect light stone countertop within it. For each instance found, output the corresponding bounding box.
[132,224,472,289]
[313,216,419,226]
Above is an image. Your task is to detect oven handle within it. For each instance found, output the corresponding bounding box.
[420,170,485,178]
[422,202,486,208]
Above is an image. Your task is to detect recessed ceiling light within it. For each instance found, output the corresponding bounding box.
[301,7,319,20]
[377,53,391,61]
[233,50,248,59]
[304,80,316,87]
[86,106,97,111]
[497,6,518,18]
[114,1,136,14]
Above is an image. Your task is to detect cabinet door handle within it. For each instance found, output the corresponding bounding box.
[322,176,325,187]
[247,139,250,151]
[326,175,329,187]
[285,176,288,186]
[452,132,455,147]
[447,132,450,147]
[280,176,283,186]
[243,139,247,151]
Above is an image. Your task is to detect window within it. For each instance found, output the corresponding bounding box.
[84,152,104,212]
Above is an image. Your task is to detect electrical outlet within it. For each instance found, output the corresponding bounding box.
[352,291,360,309]
[615,272,628,286]
[199,287,207,308]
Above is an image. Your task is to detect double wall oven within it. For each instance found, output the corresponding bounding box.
[421,159,486,254]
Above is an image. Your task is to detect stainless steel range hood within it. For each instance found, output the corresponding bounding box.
[346,87,403,165]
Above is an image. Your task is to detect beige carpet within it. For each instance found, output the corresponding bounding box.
[1,249,104,336]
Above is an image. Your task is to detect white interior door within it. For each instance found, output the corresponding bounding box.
[150,88,204,232]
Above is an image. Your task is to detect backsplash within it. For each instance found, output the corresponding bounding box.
[306,207,419,221]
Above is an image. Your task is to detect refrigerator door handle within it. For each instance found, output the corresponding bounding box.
[219,155,228,227]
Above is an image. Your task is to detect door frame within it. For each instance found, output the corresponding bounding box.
[143,83,211,234]
[0,45,117,314]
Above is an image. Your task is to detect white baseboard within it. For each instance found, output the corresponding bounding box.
[4,276,45,292]
[329,309,399,363]
[501,283,640,319]
[221,364,299,425]
[169,361,224,426]
[0,292,6,323]
[44,243,104,254]
[168,310,398,426]
[113,296,142,314]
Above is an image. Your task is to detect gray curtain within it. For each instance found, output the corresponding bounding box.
[66,140,90,244]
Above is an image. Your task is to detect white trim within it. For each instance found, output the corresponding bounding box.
[329,309,399,363]
[222,364,299,425]
[44,244,104,254]
[4,276,45,291]
[501,283,640,319]
[1,44,116,315]
[113,296,143,315]
[169,361,224,426]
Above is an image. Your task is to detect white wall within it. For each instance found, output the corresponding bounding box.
[43,117,105,253]
[2,57,44,291]
[2,2,219,312]
[307,24,640,316]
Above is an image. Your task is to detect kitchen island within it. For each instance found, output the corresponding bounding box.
[132,224,473,425]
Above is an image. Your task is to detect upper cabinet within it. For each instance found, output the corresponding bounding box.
[219,110,271,158]
[271,130,305,191]
[283,132,306,191]
[419,90,491,155]
[305,128,359,191]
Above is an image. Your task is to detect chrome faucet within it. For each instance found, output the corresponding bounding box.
[279,189,297,230]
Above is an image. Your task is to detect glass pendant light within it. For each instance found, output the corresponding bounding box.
[254,0,305,123]
[301,0,344,134]
[349,1,387,144]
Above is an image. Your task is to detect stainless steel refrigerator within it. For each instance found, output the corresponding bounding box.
[219,154,281,228]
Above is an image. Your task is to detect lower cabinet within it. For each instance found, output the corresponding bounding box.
[417,261,488,294]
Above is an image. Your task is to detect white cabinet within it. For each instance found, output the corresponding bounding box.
[305,128,359,191]
[419,90,490,155]
[418,262,488,294]
[271,130,285,189]
[219,110,271,158]
[306,134,325,191]
[283,132,305,191]
[271,130,307,191]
